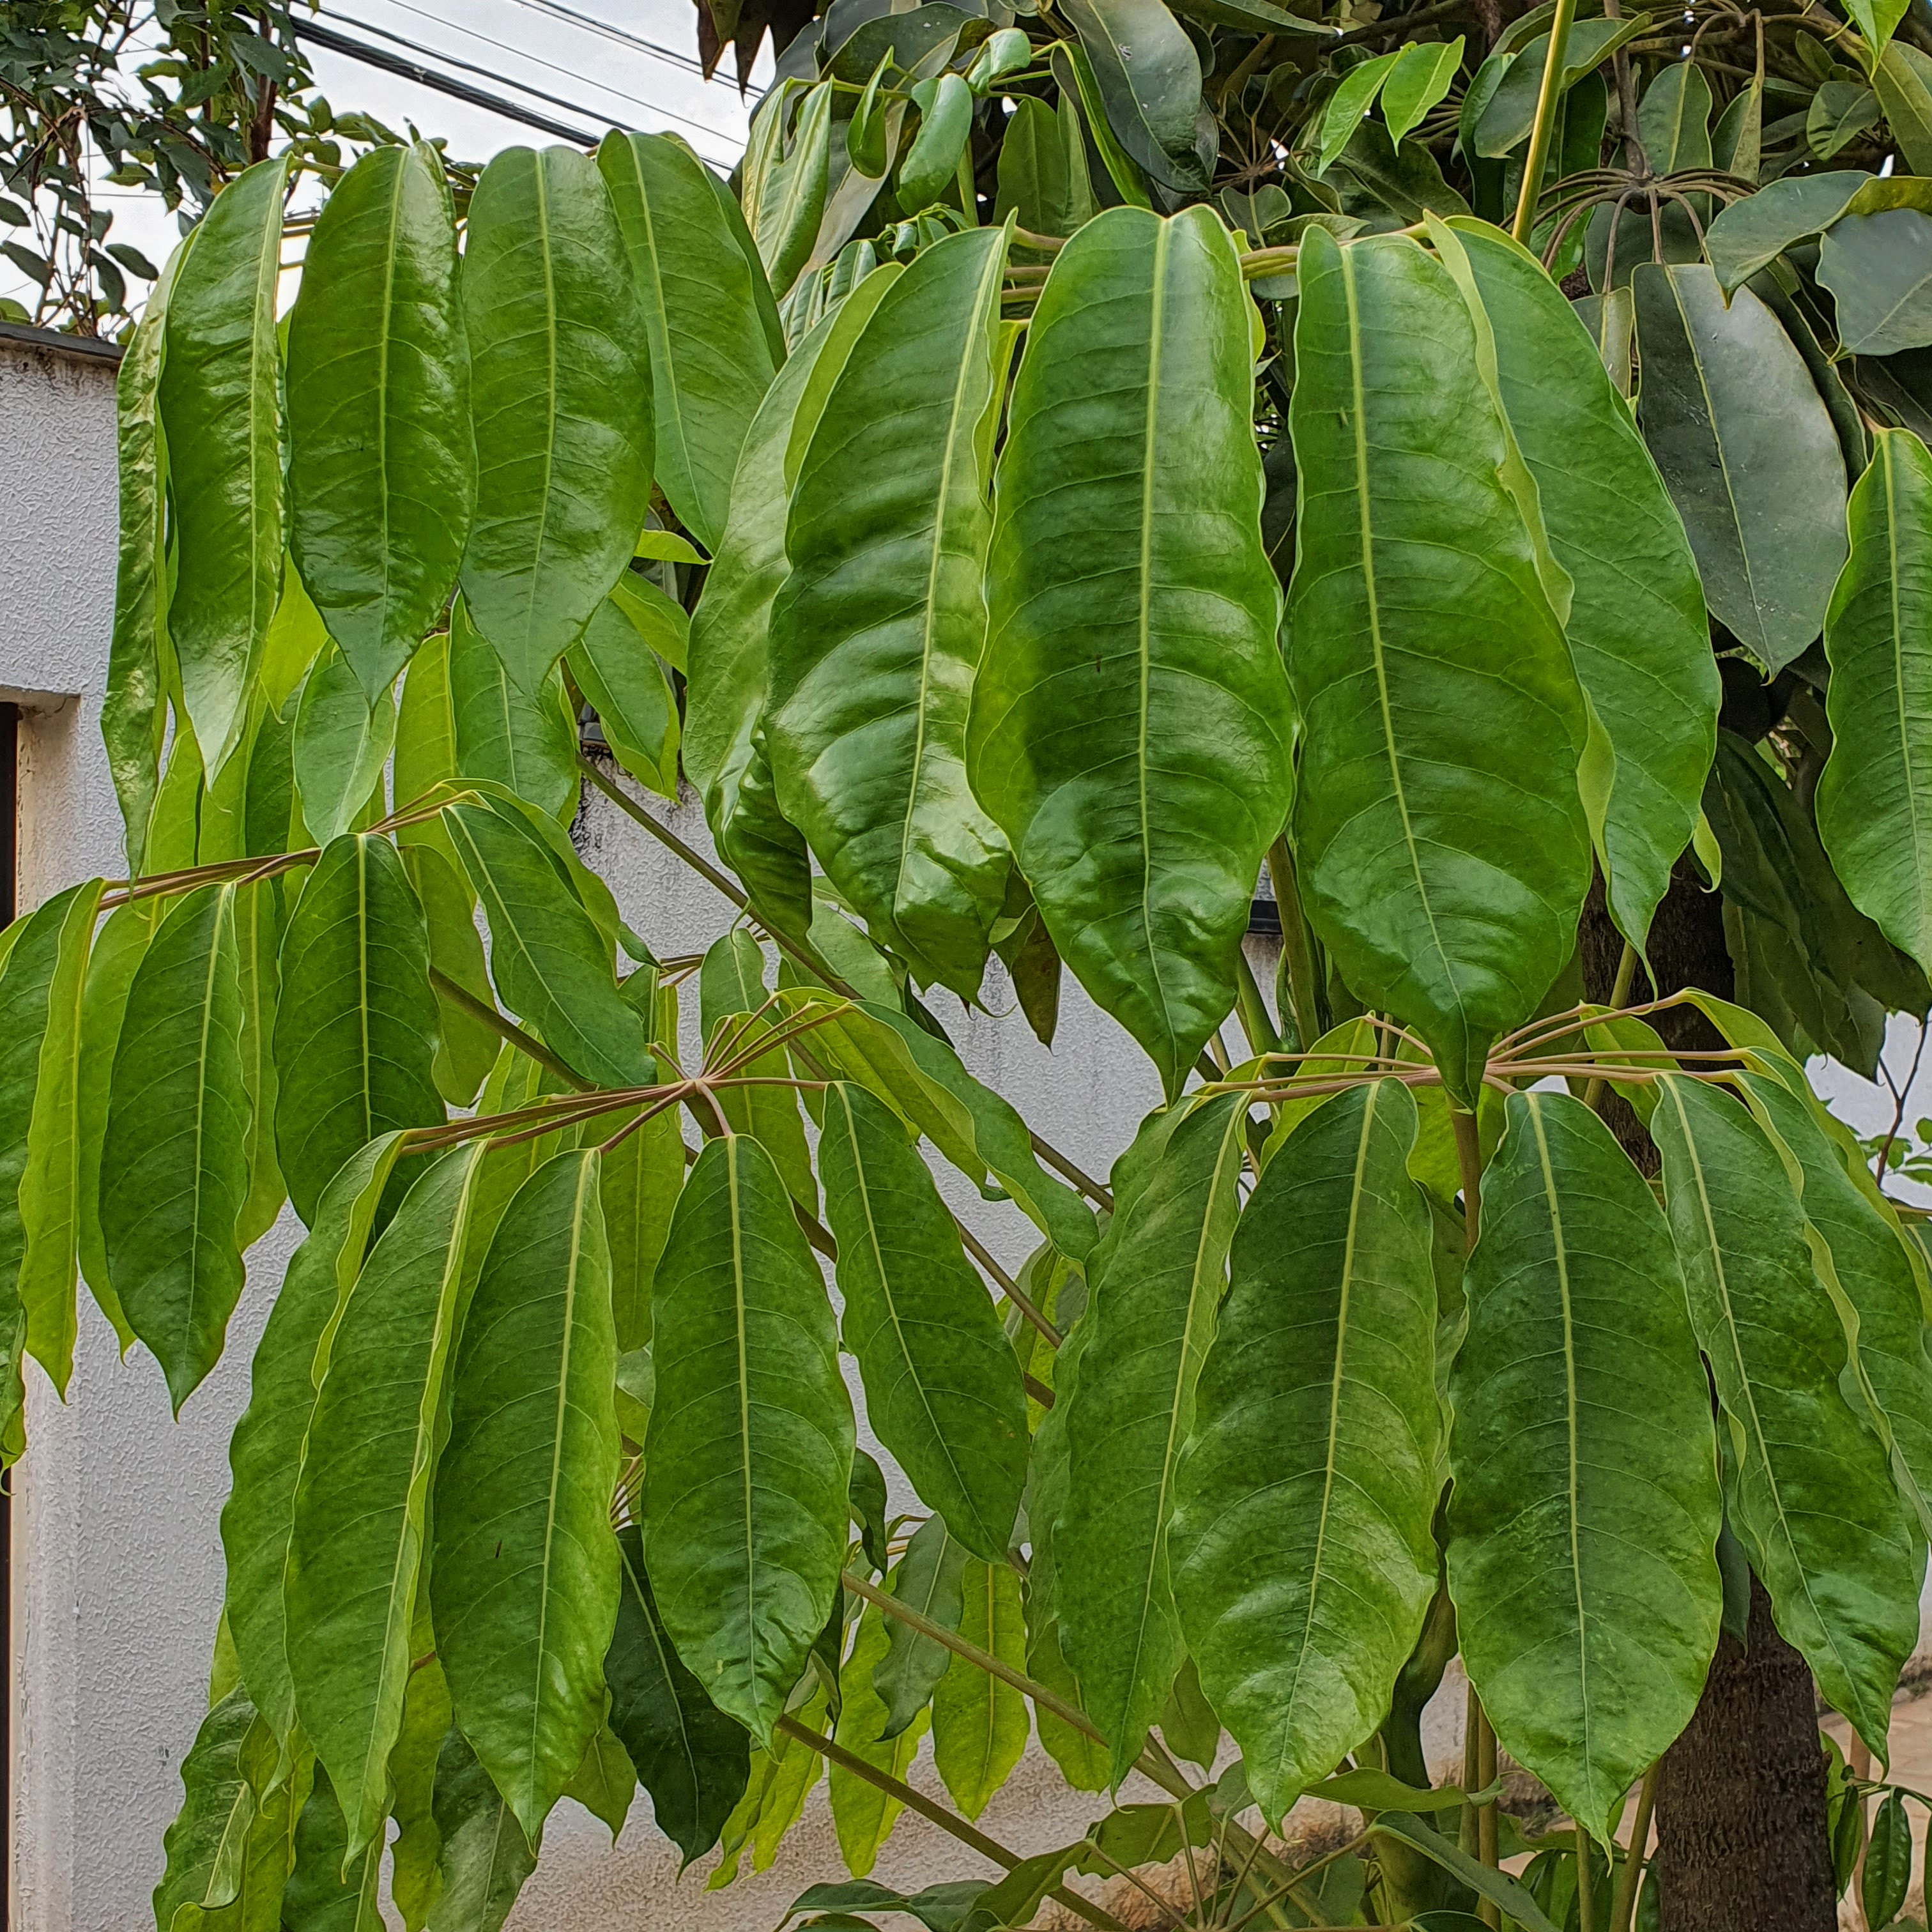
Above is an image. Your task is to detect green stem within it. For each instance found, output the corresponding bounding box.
[1582,942,1640,1115]
[1577,1819,1596,1932]
[427,966,594,1093]
[1452,1105,1484,1253]
[1266,836,1324,1051]
[773,1716,1133,1932]
[1511,0,1579,245]
[1235,944,1283,1057]
[1607,1762,1659,1932]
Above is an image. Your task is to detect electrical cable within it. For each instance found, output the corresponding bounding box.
[499,0,765,96]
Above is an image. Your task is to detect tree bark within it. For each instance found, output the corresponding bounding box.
[1579,864,1837,1932]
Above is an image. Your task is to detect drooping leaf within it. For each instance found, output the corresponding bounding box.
[391,1650,454,1931]
[819,1082,1027,1562]
[597,131,779,550]
[599,1096,683,1357]
[930,1557,1030,1820]
[606,1524,751,1869]
[287,1143,489,1862]
[1448,1091,1722,1843]
[433,1147,621,1840]
[686,266,901,936]
[569,578,684,801]
[970,206,1290,1097]
[1876,41,1932,172]
[874,1514,969,1740]
[1286,227,1590,1103]
[103,883,252,1413]
[1442,218,1718,953]
[1171,1080,1439,1827]
[280,1765,385,1932]
[1059,1092,1249,1782]
[425,1728,539,1932]
[273,832,445,1225]
[993,96,1098,238]
[1632,264,1850,673]
[160,157,288,767]
[562,1726,636,1843]
[445,595,580,824]
[1819,427,1932,979]
[830,1602,930,1876]
[698,929,816,1211]
[1058,0,1209,191]
[1653,1075,1920,1755]
[443,797,654,1089]
[286,141,473,702]
[747,81,835,299]
[153,1685,258,1932]
[1818,208,1932,356]
[222,1135,406,1740]
[459,145,654,694]
[401,841,502,1110]
[291,648,395,847]
[229,871,286,1252]
[770,224,1014,997]
[645,1133,854,1744]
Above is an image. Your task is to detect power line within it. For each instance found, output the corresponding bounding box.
[341,0,744,151]
[500,0,765,98]
[297,17,604,145]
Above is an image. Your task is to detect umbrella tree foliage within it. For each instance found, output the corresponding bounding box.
[9,0,1932,1922]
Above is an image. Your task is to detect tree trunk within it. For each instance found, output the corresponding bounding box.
[1579,864,1836,1932]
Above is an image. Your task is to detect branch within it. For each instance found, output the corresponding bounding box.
[427,967,595,1093]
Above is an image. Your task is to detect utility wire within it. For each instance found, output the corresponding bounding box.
[297,16,604,144]
[500,0,766,97]
[337,0,745,150]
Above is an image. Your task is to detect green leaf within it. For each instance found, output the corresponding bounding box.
[15,878,104,1396]
[770,224,1014,997]
[993,96,1099,238]
[1059,1092,1249,1782]
[970,207,1290,1097]
[599,1098,682,1356]
[1171,1080,1438,1827]
[1058,0,1209,191]
[698,930,816,1211]
[107,245,178,872]
[222,1135,406,1740]
[1287,227,1590,1104]
[426,1728,539,1932]
[391,1652,454,1931]
[1701,172,1925,294]
[230,873,286,1250]
[1864,1789,1913,1928]
[1448,1091,1722,1843]
[1317,50,1402,174]
[1809,79,1882,157]
[273,833,443,1225]
[458,144,654,695]
[686,268,900,934]
[930,1557,1029,1820]
[1474,18,1652,156]
[749,82,835,299]
[103,884,252,1413]
[448,595,580,824]
[1876,41,1932,172]
[1381,38,1466,144]
[1368,1814,1563,1932]
[160,157,288,768]
[819,1083,1027,1563]
[899,74,974,211]
[287,1142,489,1862]
[606,1524,751,1869]
[644,1133,854,1744]
[153,1685,259,1932]
[282,1766,384,1932]
[569,578,683,801]
[401,841,502,1109]
[1653,1075,1920,1755]
[291,647,395,847]
[597,132,779,552]
[831,1602,930,1876]
[1820,429,1932,979]
[562,1725,635,1843]
[1632,264,1850,674]
[1848,0,1910,68]
[1820,209,1932,355]
[433,1147,622,1841]
[443,797,654,1089]
[875,1515,969,1738]
[1442,218,1717,953]
[286,142,472,702]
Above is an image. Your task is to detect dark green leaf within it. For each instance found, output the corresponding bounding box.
[569,578,684,801]
[448,594,580,824]
[291,647,394,847]
[1864,1789,1913,1928]
[426,1729,539,1932]
[1820,208,1932,356]
[1058,0,1209,191]
[874,1514,969,1738]
[930,1556,1029,1820]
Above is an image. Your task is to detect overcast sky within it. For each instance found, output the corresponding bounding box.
[8,0,770,315]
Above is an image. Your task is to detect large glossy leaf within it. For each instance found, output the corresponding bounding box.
[103,884,252,1413]
[930,1556,1029,1820]
[291,647,395,847]
[1632,264,1849,673]
[1653,1075,1920,1753]
[1818,427,1932,976]
[686,266,900,933]
[970,207,1289,1096]
[875,1514,969,1738]
[569,578,683,801]
[1448,1091,1722,1843]
[1059,1092,1248,1782]
[644,1133,854,1744]
[443,797,654,1089]
[229,868,286,1252]
[222,1135,404,1743]
[153,1684,260,1932]
[288,1143,488,1860]
[597,132,779,550]
[1286,227,1590,1104]
[286,142,472,702]
[1058,0,1208,190]
[819,1082,1027,1562]
[390,1644,452,1932]
[770,225,1013,996]
[1704,171,1889,293]
[273,832,444,1225]
[107,247,176,871]
[1877,41,1932,172]
[606,1524,749,1868]
[1819,208,1932,356]
[458,145,653,694]
[433,1148,621,1840]
[14,879,103,1397]
[993,96,1099,237]
[831,1602,929,1877]
[1443,219,1718,951]
[1170,1080,1438,1827]
[426,1728,539,1932]
[600,1094,682,1356]
[447,596,579,824]
[748,81,834,299]
[698,930,816,1211]
[160,157,288,767]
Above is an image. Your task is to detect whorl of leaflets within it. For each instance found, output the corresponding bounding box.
[6,46,1932,1932]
